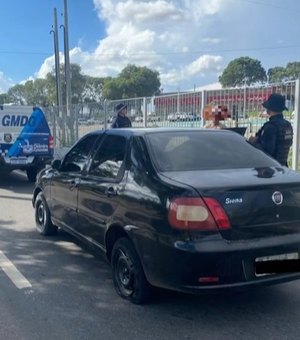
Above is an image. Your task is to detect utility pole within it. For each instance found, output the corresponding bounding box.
[51,8,64,145]
[61,0,73,142]
[292,78,300,170]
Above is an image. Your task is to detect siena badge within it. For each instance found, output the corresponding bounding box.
[272,191,283,205]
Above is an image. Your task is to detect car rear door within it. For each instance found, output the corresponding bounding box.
[75,133,129,247]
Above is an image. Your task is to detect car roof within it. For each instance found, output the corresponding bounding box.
[85,127,235,138]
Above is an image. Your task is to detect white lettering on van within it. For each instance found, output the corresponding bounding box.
[33,143,48,152]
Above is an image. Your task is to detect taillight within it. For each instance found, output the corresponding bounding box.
[168,197,231,231]
[48,135,54,150]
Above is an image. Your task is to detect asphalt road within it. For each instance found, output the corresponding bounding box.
[1,171,300,340]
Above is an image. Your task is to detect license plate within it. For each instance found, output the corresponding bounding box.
[255,252,300,276]
[10,158,28,165]
[256,252,299,262]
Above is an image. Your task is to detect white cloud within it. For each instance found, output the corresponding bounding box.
[19,76,35,85]
[113,0,184,23]
[37,54,59,79]
[36,0,228,91]
[0,71,14,94]
[160,55,223,86]
[201,37,221,44]
[185,55,222,76]
[95,0,185,24]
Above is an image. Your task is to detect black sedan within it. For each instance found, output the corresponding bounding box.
[32,128,300,304]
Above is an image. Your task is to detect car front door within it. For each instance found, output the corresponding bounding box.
[50,134,100,230]
[76,133,129,248]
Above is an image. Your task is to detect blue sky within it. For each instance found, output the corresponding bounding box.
[1,0,300,94]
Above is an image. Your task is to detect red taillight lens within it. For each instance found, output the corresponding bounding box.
[48,135,54,150]
[203,197,231,230]
[168,197,231,231]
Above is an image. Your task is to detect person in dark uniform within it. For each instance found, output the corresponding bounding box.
[248,93,293,166]
[111,103,132,128]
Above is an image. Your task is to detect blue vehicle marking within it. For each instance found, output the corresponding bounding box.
[7,107,52,157]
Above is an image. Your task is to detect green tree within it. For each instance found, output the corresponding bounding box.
[31,78,52,106]
[219,57,267,87]
[267,66,287,83]
[4,63,161,106]
[268,62,300,83]
[44,72,57,105]
[0,93,11,104]
[102,77,123,100]
[80,76,106,119]
[7,84,27,105]
[82,76,105,103]
[5,63,106,107]
[102,64,161,99]
[46,63,87,105]
[7,79,54,107]
[22,79,52,106]
[68,64,86,104]
[286,62,300,80]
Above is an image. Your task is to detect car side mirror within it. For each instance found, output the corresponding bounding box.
[51,159,61,170]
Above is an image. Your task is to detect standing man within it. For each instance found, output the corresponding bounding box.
[111,103,132,128]
[249,93,293,166]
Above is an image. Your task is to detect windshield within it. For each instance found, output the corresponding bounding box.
[146,130,278,171]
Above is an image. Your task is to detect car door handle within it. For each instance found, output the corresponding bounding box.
[105,187,117,197]
[70,177,80,190]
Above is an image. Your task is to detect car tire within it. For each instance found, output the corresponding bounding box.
[111,237,152,304]
[34,192,58,236]
[26,167,38,182]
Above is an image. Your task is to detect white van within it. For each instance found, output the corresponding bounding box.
[0,105,54,182]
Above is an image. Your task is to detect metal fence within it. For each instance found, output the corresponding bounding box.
[44,80,300,168]
[105,81,296,133]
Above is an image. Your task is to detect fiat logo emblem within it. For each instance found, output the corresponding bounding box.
[272,191,283,205]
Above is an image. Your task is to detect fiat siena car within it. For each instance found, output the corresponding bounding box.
[32,128,300,304]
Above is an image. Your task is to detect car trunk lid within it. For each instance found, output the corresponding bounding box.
[161,167,300,240]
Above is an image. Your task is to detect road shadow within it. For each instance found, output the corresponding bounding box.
[0,170,34,195]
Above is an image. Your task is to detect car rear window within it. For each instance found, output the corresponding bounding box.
[146,130,278,171]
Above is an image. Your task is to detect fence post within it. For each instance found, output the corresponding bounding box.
[243,84,247,119]
[74,105,78,141]
[104,99,108,129]
[292,78,300,171]
[200,90,206,127]
[143,97,147,128]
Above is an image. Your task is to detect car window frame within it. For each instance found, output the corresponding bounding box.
[86,133,129,182]
[59,133,102,173]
